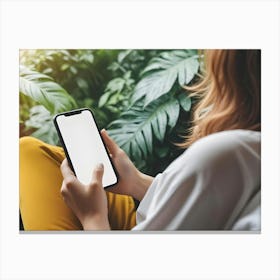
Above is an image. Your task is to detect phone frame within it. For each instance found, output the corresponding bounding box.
[53,108,118,189]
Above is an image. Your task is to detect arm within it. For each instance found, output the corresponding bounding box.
[101,129,153,201]
[133,130,261,230]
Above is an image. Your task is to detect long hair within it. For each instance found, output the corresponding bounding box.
[182,49,261,148]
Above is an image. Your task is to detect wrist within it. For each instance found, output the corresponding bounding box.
[82,214,110,231]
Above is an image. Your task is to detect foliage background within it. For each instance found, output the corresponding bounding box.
[19,49,201,176]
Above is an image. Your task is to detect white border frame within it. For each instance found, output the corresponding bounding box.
[1,0,280,279]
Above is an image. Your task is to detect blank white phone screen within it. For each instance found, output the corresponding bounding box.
[56,110,117,187]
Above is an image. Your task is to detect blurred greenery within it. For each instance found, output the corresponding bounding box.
[19,49,201,175]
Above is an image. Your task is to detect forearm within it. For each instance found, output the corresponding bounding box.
[132,172,154,201]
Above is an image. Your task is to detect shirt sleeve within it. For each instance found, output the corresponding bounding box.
[132,130,261,231]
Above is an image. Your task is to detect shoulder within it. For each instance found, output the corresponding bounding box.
[172,130,261,173]
[191,129,259,154]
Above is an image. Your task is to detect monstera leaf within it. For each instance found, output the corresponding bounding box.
[107,95,180,160]
[19,66,77,114]
[132,50,199,106]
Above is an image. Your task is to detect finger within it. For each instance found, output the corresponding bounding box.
[90,163,104,185]
[60,158,76,181]
[101,129,119,156]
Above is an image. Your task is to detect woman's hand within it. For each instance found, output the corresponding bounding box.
[101,129,154,201]
[60,159,110,230]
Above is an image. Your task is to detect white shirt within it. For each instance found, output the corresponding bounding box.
[132,130,261,231]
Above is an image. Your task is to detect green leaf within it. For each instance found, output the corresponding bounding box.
[178,94,192,112]
[19,66,77,114]
[118,50,133,63]
[60,64,69,71]
[132,50,199,107]
[98,78,126,107]
[98,91,112,107]
[107,96,180,161]
[106,78,126,93]
[25,105,59,145]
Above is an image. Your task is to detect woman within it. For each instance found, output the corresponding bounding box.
[20,49,261,231]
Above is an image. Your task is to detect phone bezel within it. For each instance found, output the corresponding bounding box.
[53,108,119,189]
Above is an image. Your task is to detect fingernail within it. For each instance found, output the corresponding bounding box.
[96,163,104,169]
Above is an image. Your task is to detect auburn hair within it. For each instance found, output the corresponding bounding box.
[182,49,261,148]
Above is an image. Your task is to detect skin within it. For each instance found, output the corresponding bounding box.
[60,129,154,230]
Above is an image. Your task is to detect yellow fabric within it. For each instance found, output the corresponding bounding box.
[19,136,136,230]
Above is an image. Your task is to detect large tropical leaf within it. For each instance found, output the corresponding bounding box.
[19,66,77,114]
[178,93,192,112]
[132,50,199,107]
[107,96,180,161]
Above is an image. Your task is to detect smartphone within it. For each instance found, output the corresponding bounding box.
[53,108,118,188]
